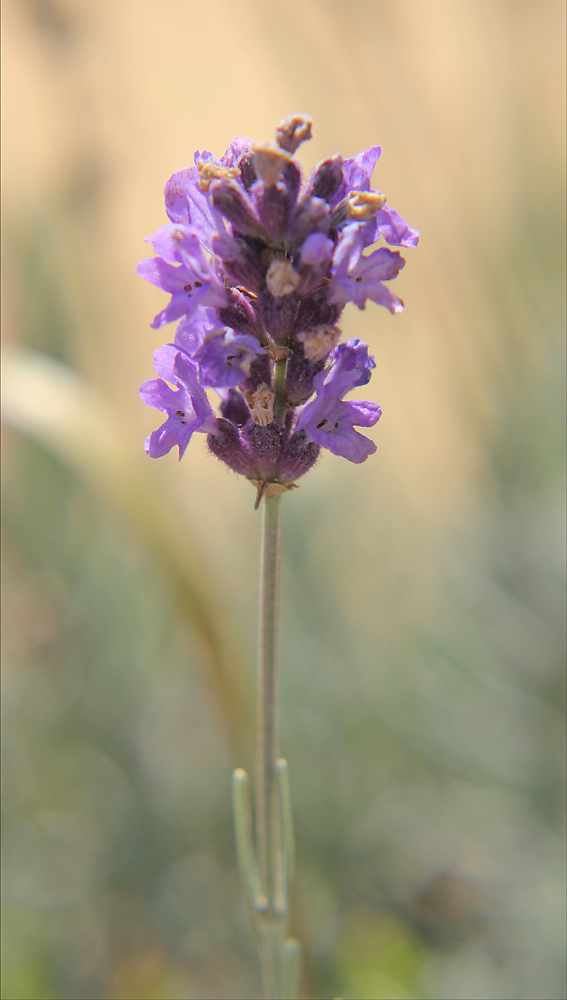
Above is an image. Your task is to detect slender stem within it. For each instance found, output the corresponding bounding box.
[255,493,282,909]
[273,358,288,420]
[232,490,301,997]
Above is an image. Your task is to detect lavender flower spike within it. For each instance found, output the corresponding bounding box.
[138,114,418,490]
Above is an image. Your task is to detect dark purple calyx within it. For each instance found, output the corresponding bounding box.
[285,343,324,405]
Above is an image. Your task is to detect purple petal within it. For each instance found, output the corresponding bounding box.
[151,344,179,382]
[136,257,188,293]
[362,281,404,314]
[329,146,382,207]
[175,308,224,355]
[211,232,241,261]
[357,247,406,282]
[145,419,192,459]
[146,223,201,262]
[300,232,334,267]
[164,168,194,225]
[139,377,184,413]
[164,167,226,247]
[173,353,215,425]
[324,340,376,392]
[297,395,379,463]
[321,425,377,462]
[150,293,197,330]
[194,331,265,388]
[344,399,382,427]
[375,206,420,248]
[341,145,382,193]
[194,149,216,165]
[330,237,406,313]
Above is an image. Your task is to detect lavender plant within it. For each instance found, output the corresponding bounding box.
[138,114,418,999]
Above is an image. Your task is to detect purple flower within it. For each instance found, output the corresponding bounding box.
[296,396,381,463]
[136,224,226,329]
[174,306,224,355]
[138,115,417,495]
[295,341,381,463]
[163,158,233,249]
[193,330,266,388]
[330,223,406,313]
[329,143,419,250]
[374,205,420,249]
[330,145,383,205]
[140,349,217,459]
[324,339,376,390]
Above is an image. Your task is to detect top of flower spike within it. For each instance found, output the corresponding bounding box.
[138,114,419,503]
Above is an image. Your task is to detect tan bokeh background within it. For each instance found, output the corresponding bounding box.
[2,2,565,998]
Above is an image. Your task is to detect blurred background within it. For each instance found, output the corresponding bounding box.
[1,1,565,998]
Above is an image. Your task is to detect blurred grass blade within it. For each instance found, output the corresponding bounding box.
[276,758,294,883]
[1,345,252,759]
[232,768,267,911]
[274,757,294,916]
[1,345,125,492]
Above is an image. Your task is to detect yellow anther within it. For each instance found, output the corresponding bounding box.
[346,191,386,220]
[197,161,240,192]
[275,113,313,153]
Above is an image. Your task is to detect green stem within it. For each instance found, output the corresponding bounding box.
[232,491,301,998]
[255,493,282,911]
[273,358,288,421]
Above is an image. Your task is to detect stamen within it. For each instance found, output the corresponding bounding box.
[197,161,239,192]
[234,286,259,301]
[346,190,386,220]
[330,190,387,227]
